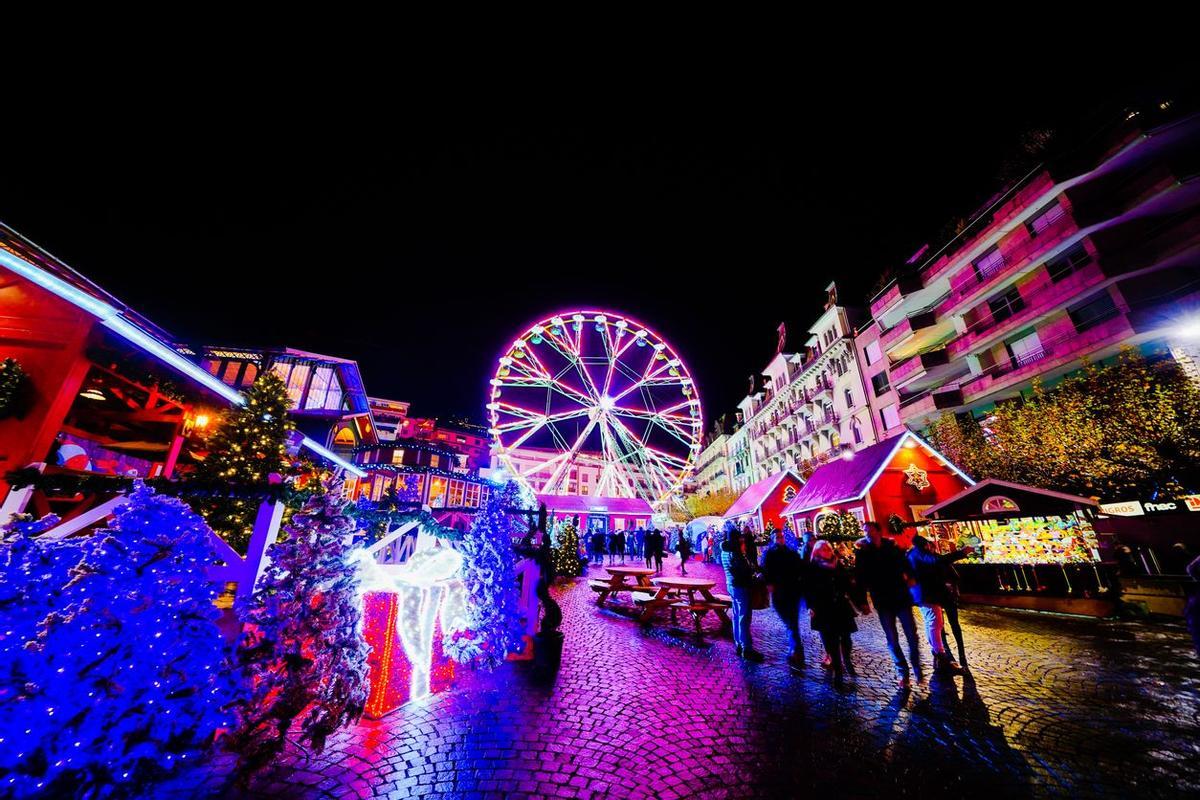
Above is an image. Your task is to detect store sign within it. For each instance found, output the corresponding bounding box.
[1183,495,1200,512]
[1099,500,1144,517]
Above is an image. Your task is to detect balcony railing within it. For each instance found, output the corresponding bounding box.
[947,260,1105,360]
[959,311,1131,402]
[939,214,1079,317]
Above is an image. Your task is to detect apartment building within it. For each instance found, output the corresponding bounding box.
[866,108,1200,428]
[691,416,735,496]
[738,284,879,483]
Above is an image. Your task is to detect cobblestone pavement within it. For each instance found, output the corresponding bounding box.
[176,557,1200,799]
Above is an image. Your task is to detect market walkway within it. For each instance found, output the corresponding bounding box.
[179,558,1200,799]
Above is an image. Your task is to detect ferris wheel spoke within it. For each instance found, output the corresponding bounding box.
[610,358,678,404]
[600,421,654,501]
[611,407,696,447]
[542,417,599,495]
[494,374,594,408]
[606,416,678,501]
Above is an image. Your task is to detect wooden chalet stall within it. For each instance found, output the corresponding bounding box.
[722,469,804,533]
[781,431,973,546]
[538,494,654,537]
[922,479,1116,617]
[354,438,492,532]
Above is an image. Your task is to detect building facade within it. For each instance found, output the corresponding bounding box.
[866,109,1200,429]
[738,284,879,483]
[691,416,734,496]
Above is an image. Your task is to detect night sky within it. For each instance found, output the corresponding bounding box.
[2,68,1192,425]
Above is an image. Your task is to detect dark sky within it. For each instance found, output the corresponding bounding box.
[2,68,1192,425]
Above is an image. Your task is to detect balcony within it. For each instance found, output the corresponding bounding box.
[947,261,1106,360]
[959,312,1133,405]
[938,213,1079,318]
[869,273,926,319]
[888,347,969,394]
[879,308,940,353]
[897,387,964,423]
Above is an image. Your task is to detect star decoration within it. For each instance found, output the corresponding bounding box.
[904,463,930,491]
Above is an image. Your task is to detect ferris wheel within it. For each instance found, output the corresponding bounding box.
[487,310,703,508]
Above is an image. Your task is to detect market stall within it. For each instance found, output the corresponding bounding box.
[723,469,804,533]
[781,431,972,547]
[921,478,1117,616]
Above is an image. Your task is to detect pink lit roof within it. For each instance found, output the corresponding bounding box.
[537,494,654,516]
[724,470,802,520]
[780,432,973,517]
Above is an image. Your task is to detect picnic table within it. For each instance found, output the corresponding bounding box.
[589,566,658,606]
[640,576,732,634]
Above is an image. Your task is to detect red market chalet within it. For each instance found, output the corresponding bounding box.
[0,221,361,524]
[781,431,973,545]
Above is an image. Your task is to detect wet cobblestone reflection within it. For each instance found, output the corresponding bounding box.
[174,559,1200,799]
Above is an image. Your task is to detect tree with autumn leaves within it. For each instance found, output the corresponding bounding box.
[926,349,1200,500]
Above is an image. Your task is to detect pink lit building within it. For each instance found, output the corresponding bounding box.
[865,107,1200,429]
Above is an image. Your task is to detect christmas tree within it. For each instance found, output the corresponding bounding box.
[225,478,370,779]
[443,481,525,670]
[551,519,582,579]
[193,372,295,553]
[0,485,236,799]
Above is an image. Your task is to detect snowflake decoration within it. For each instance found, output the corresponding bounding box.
[904,463,930,491]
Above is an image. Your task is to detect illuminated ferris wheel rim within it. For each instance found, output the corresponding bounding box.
[485,309,703,507]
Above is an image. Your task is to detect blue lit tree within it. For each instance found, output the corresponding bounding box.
[444,481,526,670]
[225,478,370,779]
[0,484,237,799]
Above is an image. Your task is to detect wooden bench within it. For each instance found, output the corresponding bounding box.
[709,593,732,605]
[589,580,614,592]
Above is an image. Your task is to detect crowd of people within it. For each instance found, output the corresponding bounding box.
[719,519,973,689]
[584,526,720,575]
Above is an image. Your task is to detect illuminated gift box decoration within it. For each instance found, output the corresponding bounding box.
[358,545,467,718]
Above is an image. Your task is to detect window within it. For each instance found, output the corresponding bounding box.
[972,246,1005,282]
[222,361,243,385]
[430,454,441,468]
[1068,292,1119,333]
[987,286,1025,325]
[1046,242,1092,283]
[391,448,405,465]
[304,366,334,409]
[864,340,882,366]
[241,363,258,387]
[1006,330,1045,369]
[853,423,863,444]
[844,388,854,408]
[448,480,465,507]
[1026,201,1067,236]
[881,404,900,430]
[871,371,891,396]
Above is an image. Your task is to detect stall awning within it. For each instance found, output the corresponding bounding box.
[922,478,1097,521]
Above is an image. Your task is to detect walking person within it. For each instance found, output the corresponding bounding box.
[652,529,665,574]
[855,521,923,688]
[677,530,693,575]
[590,529,606,567]
[805,540,865,688]
[721,525,763,661]
[644,528,654,569]
[939,560,968,669]
[907,534,973,675]
[762,527,805,669]
[613,529,626,566]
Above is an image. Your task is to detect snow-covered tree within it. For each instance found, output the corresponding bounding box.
[0,485,236,799]
[225,479,369,778]
[443,481,526,670]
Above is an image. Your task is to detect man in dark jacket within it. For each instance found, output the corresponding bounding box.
[855,522,922,686]
[908,534,972,674]
[722,526,763,661]
[762,528,805,668]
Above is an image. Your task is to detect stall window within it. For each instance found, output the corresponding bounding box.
[391,448,406,464]
[448,479,465,507]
